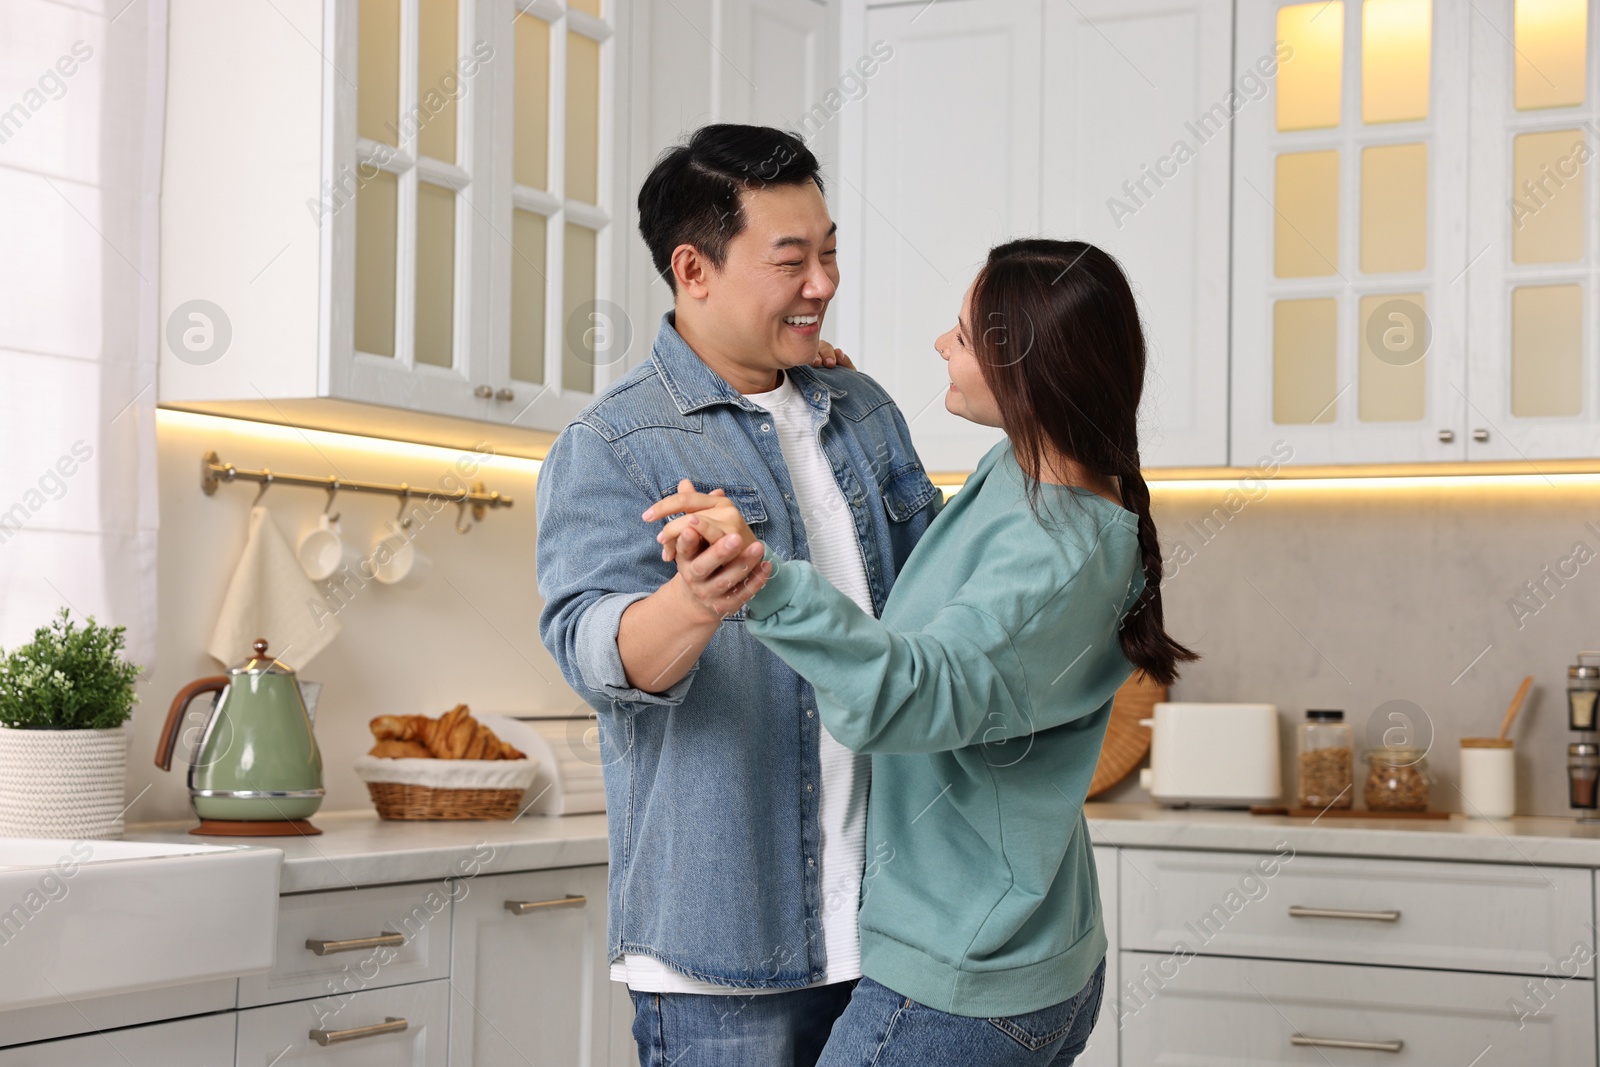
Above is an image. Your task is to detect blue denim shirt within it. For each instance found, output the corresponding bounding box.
[536,314,942,988]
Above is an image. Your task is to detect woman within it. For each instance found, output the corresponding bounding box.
[643,240,1196,1065]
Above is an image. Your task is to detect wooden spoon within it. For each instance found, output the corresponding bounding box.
[1497,675,1535,741]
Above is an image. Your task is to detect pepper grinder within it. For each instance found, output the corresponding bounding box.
[1568,653,1600,821]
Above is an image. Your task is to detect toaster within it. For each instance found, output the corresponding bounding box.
[1138,702,1281,808]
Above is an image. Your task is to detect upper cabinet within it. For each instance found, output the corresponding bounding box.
[1235,0,1600,467]
[1232,0,1472,466]
[160,0,630,438]
[1466,0,1600,461]
[842,0,1234,472]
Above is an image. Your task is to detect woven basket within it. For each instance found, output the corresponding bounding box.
[1087,672,1167,798]
[354,755,539,821]
[0,725,130,839]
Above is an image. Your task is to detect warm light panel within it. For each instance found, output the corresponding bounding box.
[1362,0,1431,124]
[1277,2,1344,131]
[1515,0,1588,110]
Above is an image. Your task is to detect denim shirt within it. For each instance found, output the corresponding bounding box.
[536,314,942,988]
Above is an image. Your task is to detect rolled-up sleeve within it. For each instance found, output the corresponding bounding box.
[536,422,697,707]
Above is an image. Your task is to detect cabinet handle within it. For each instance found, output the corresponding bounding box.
[305,931,405,956]
[1473,428,1490,442]
[1292,1034,1404,1053]
[474,385,494,398]
[309,1016,408,1046]
[1288,905,1400,922]
[504,894,586,915]
[496,387,516,402]
[1437,429,1455,443]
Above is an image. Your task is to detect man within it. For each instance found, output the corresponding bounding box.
[536,124,941,1066]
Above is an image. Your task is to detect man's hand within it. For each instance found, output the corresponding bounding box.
[667,528,771,624]
[645,479,759,563]
[811,339,855,370]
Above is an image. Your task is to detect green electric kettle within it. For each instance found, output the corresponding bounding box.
[155,639,325,836]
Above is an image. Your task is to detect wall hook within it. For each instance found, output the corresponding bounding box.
[251,471,273,506]
[455,500,474,534]
[394,484,412,529]
[323,478,341,523]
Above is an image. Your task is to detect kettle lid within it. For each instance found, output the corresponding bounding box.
[230,638,296,676]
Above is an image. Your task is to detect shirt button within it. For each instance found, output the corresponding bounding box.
[805,782,814,793]
[784,493,792,502]
[805,709,815,718]
[807,856,815,867]
[761,423,771,432]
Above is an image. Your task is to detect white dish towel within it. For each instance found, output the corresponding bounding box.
[207,506,341,668]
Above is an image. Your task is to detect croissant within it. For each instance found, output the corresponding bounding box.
[368,705,526,760]
[369,739,430,759]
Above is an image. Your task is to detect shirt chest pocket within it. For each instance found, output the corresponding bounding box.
[878,462,939,522]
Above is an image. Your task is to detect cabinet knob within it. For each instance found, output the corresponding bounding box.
[1437,429,1455,443]
[1472,428,1490,443]
[496,388,515,402]
[474,385,493,399]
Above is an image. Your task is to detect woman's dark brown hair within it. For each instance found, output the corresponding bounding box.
[968,238,1197,687]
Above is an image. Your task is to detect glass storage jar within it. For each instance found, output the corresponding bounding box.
[1297,709,1353,810]
[1364,748,1432,812]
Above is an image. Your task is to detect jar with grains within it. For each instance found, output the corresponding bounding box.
[1364,748,1432,812]
[1297,709,1353,810]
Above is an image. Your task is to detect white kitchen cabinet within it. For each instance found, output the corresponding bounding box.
[623,0,839,369]
[1039,0,1235,469]
[238,882,453,1009]
[1118,952,1596,1065]
[1120,847,1595,977]
[844,0,1232,472]
[1073,844,1119,1067]
[1231,0,1473,466]
[0,1012,236,1067]
[847,0,1040,473]
[447,864,614,1066]
[236,978,448,1066]
[160,0,631,439]
[1465,0,1600,461]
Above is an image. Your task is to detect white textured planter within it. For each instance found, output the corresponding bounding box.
[0,725,129,839]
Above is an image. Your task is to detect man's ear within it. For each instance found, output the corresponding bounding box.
[672,244,713,299]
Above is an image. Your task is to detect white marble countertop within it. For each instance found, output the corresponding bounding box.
[120,803,1600,893]
[1082,802,1600,868]
[124,809,609,893]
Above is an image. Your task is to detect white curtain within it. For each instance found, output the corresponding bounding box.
[0,0,166,665]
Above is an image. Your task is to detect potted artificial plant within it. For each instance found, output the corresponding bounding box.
[0,609,142,839]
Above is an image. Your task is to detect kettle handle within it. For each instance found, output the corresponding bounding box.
[155,676,230,771]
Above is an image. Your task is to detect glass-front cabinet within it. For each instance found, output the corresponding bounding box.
[159,0,625,436]
[1467,0,1598,460]
[1232,0,1472,465]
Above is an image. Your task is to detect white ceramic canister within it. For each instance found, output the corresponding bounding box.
[1459,737,1516,819]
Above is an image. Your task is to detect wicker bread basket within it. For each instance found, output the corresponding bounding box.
[354,755,540,820]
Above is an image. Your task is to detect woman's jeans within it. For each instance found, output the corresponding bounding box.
[816,957,1107,1067]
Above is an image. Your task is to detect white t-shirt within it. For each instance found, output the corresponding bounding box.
[611,372,874,994]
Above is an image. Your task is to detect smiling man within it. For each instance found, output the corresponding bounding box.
[536,125,942,1067]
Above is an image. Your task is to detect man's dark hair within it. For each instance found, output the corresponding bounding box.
[637,124,824,291]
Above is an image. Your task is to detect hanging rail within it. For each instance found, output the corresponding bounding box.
[200,450,513,523]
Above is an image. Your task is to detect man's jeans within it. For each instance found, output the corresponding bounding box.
[628,982,856,1067]
[815,958,1106,1067]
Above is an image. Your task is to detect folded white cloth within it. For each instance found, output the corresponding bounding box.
[353,755,541,790]
[207,506,340,668]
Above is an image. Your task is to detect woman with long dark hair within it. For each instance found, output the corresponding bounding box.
[644,239,1196,1065]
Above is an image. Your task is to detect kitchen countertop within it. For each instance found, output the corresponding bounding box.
[121,803,1600,893]
[125,809,609,893]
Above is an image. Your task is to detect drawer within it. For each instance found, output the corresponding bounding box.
[238,883,451,1009]
[0,1012,235,1066]
[1120,848,1593,976]
[236,978,448,1066]
[1118,953,1596,1065]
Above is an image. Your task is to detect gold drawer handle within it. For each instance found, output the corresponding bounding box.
[1293,1034,1403,1053]
[1288,905,1401,923]
[305,931,405,956]
[309,1016,408,1046]
[504,894,587,915]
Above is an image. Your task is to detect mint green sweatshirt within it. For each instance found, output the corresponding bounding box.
[746,440,1144,1017]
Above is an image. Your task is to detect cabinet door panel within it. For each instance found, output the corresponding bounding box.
[1041,0,1234,468]
[1071,845,1118,1067]
[1118,953,1596,1065]
[236,979,448,1067]
[1232,0,1472,465]
[448,865,613,1066]
[856,0,1042,473]
[0,1013,235,1067]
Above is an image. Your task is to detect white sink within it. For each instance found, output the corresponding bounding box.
[0,837,281,1011]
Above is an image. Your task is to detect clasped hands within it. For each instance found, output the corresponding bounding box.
[642,480,769,623]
